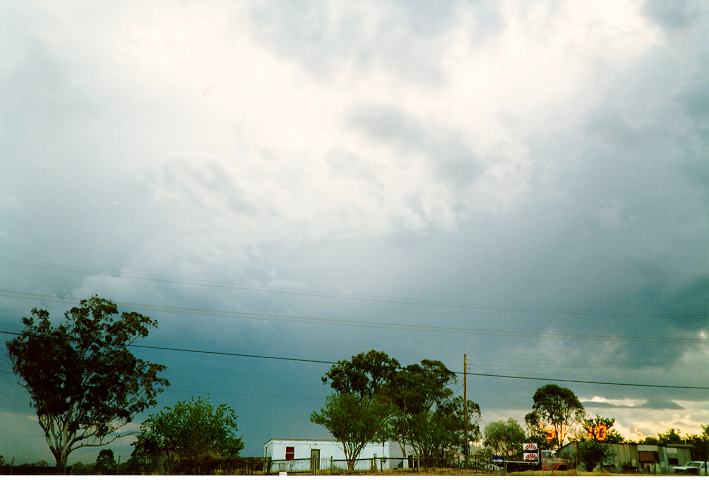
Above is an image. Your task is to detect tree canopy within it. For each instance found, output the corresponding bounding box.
[94,449,117,475]
[484,418,526,459]
[132,396,244,474]
[387,359,480,467]
[322,350,400,400]
[311,392,391,470]
[525,384,585,450]
[313,353,482,469]
[5,296,168,471]
[313,350,398,470]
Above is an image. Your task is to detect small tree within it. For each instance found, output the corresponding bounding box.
[132,397,244,474]
[525,384,585,450]
[396,396,480,467]
[387,360,480,467]
[312,351,399,470]
[311,392,391,470]
[575,416,618,471]
[484,418,526,459]
[5,296,168,471]
[95,449,117,474]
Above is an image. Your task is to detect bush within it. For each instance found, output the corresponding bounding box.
[577,440,613,471]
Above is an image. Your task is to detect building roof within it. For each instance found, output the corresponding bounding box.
[264,437,337,445]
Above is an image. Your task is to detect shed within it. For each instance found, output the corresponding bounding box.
[264,437,413,472]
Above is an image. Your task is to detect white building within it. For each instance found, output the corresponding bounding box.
[264,437,413,472]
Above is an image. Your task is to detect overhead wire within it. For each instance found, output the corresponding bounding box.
[0,256,705,320]
[0,289,706,345]
[1,330,707,391]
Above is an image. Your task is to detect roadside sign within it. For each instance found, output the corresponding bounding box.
[523,443,538,451]
[523,452,539,462]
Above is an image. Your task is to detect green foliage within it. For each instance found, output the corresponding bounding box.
[132,396,244,474]
[395,396,480,467]
[311,392,392,470]
[659,427,682,443]
[582,415,624,443]
[5,296,168,471]
[314,353,482,470]
[525,384,585,450]
[470,446,494,468]
[314,350,399,470]
[577,439,613,471]
[640,426,709,460]
[387,359,480,467]
[323,350,400,400]
[95,449,116,474]
[70,461,94,475]
[641,427,683,445]
[385,360,455,414]
[605,430,626,443]
[524,413,554,450]
[484,418,526,459]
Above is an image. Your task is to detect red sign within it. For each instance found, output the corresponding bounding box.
[524,452,539,462]
[523,443,538,451]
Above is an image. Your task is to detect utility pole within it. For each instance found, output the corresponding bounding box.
[464,353,468,469]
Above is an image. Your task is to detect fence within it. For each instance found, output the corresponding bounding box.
[116,456,268,475]
[268,456,503,474]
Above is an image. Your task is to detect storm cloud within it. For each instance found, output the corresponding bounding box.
[1,0,708,463]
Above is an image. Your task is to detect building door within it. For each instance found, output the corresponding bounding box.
[310,449,320,473]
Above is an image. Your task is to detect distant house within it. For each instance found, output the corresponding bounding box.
[263,437,414,472]
[558,441,693,473]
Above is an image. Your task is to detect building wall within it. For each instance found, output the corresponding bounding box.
[560,442,693,473]
[264,438,412,472]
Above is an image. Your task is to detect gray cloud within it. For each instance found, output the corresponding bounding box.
[348,107,482,192]
[245,0,503,83]
[642,0,706,30]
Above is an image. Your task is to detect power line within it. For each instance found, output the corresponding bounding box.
[1,330,707,390]
[130,343,333,365]
[0,289,706,345]
[0,256,705,321]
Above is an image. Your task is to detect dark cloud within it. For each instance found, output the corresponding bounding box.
[642,399,685,410]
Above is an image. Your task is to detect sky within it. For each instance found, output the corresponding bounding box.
[1,0,708,465]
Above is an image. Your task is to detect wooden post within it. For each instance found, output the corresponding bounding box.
[464,353,469,468]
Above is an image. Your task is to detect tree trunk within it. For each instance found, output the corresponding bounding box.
[53,451,67,474]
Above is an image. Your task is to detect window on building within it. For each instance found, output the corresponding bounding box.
[285,446,295,460]
[639,451,659,463]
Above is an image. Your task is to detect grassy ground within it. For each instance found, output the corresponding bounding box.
[288,468,659,476]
